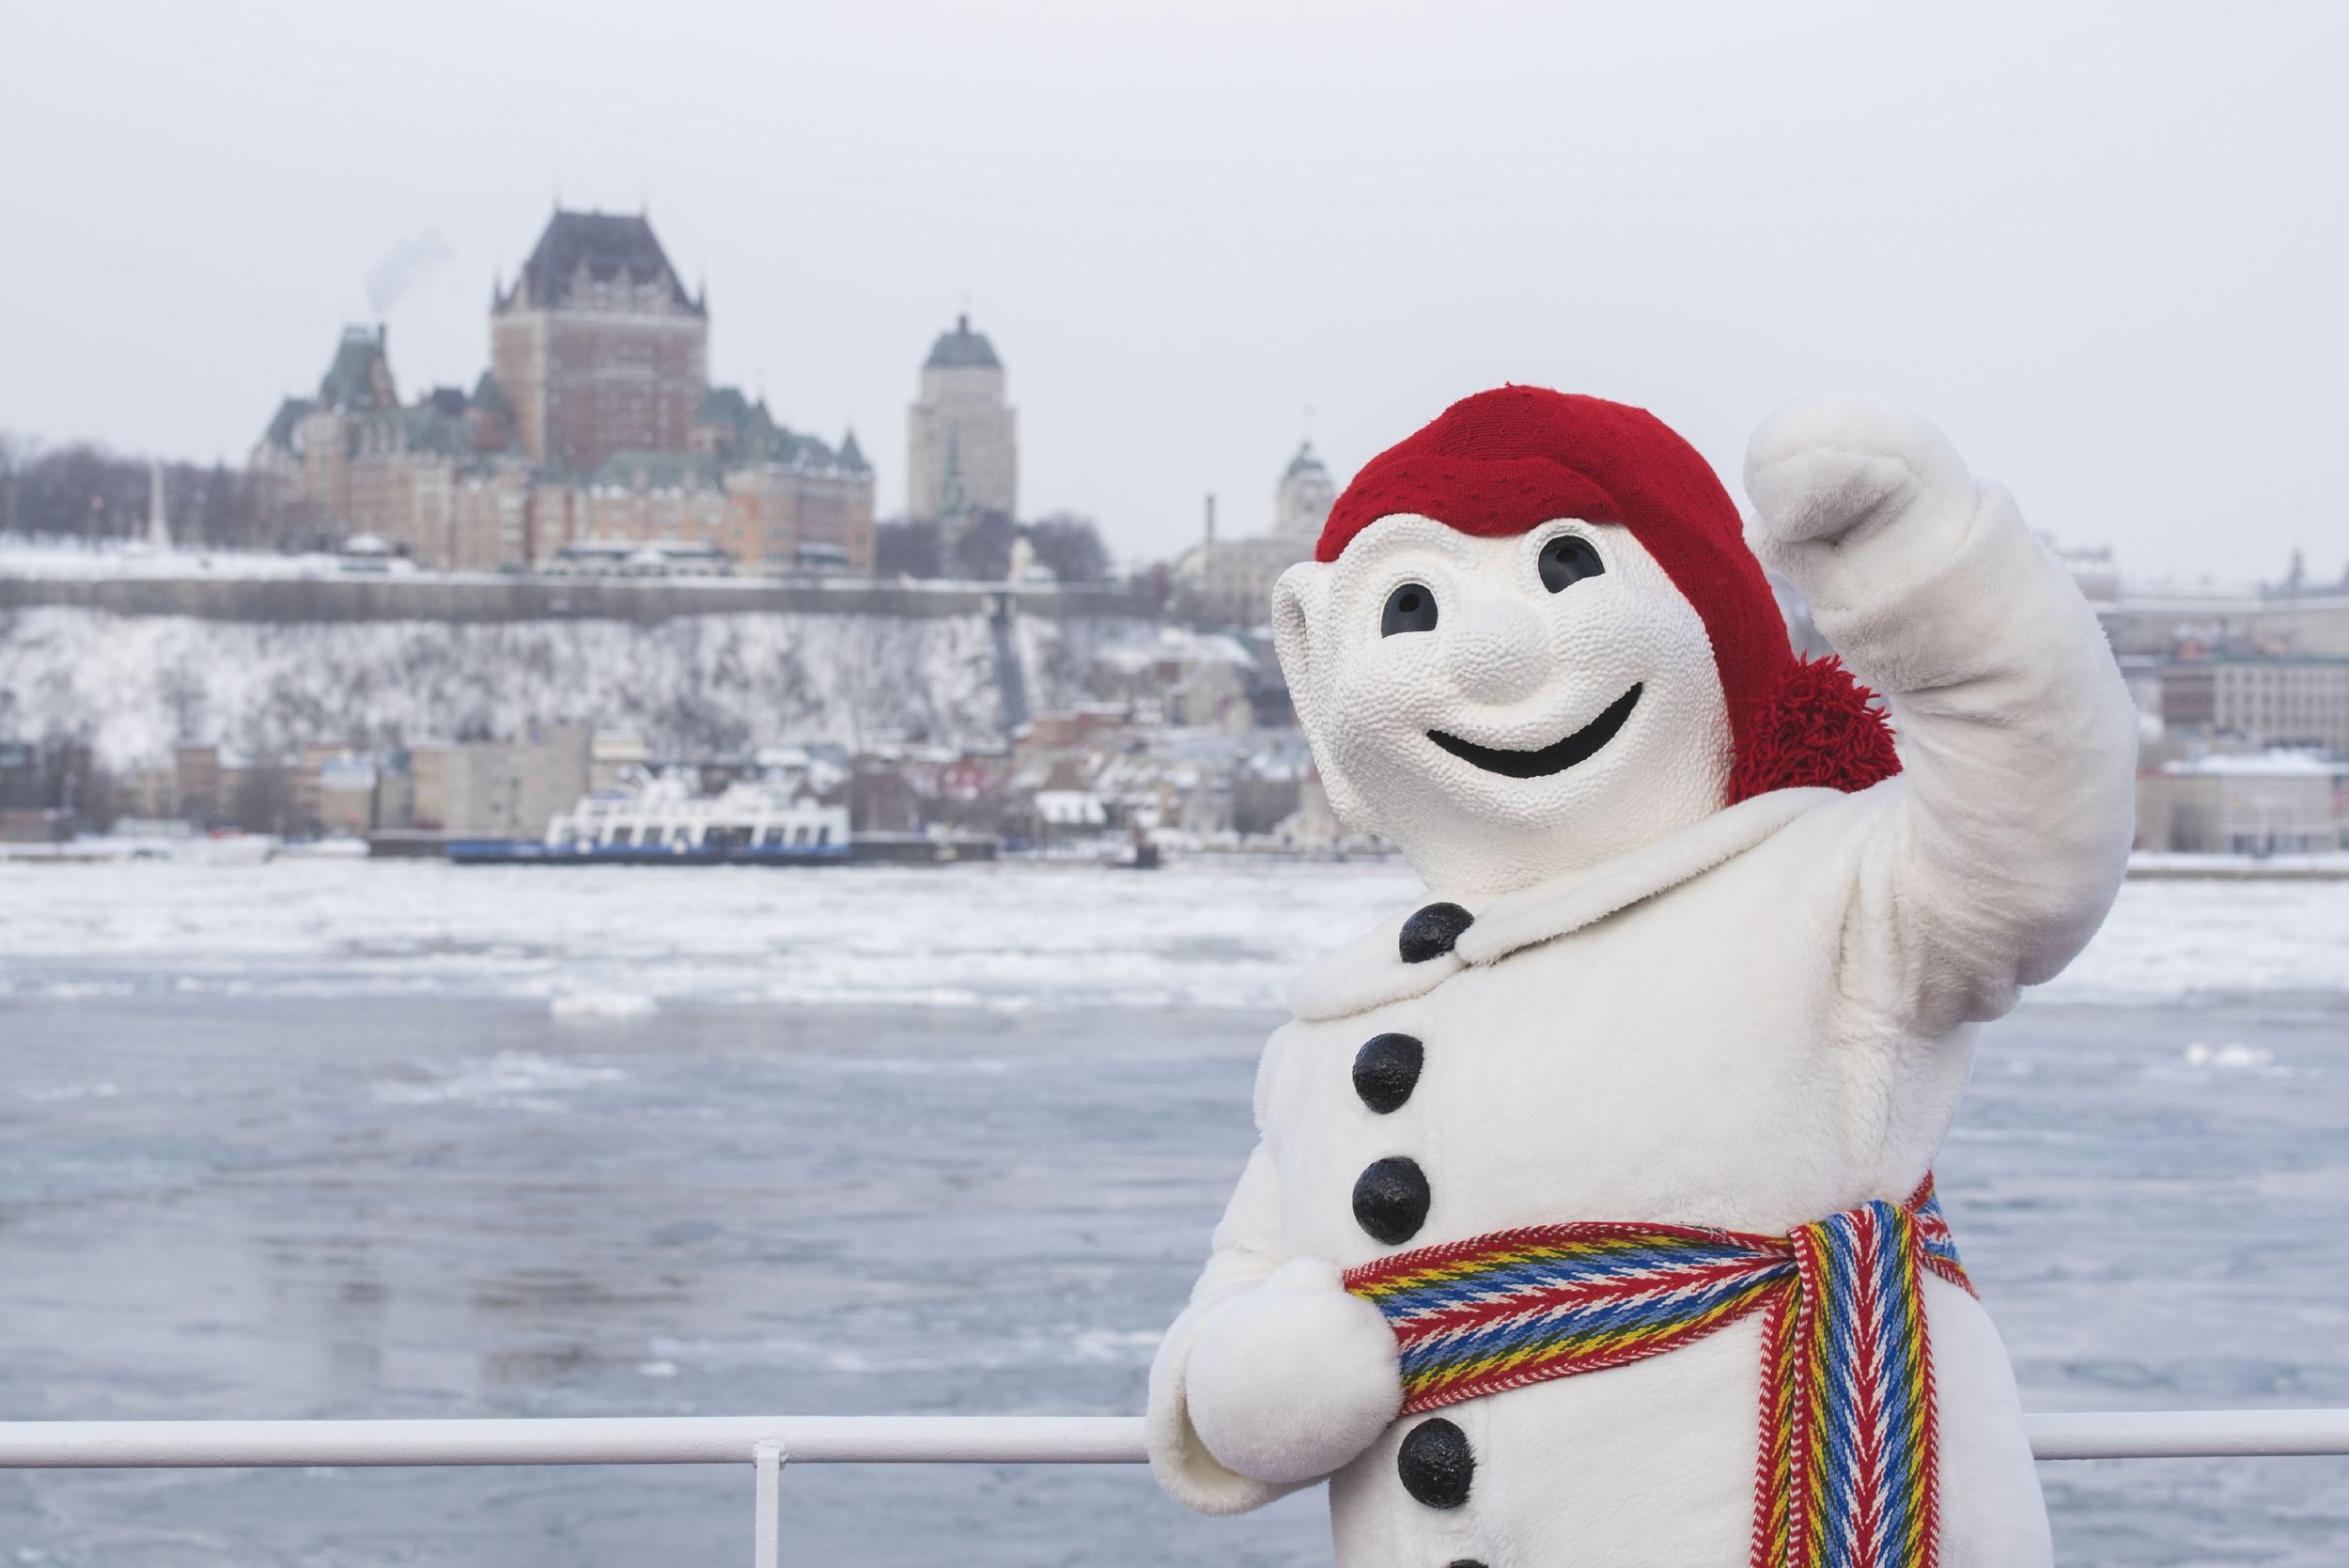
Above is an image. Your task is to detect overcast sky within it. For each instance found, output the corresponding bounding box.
[3,2,2342,580]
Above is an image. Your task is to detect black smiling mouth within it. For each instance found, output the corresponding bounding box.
[1426,684,1643,779]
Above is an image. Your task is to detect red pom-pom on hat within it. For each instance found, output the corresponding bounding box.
[1729,655,1901,800]
[1319,386,1900,801]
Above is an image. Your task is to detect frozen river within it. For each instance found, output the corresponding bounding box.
[1,860,2346,1565]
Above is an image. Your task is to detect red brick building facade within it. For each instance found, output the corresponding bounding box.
[490,211,709,474]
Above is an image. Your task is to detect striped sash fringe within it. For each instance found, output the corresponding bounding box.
[1344,1177,1972,1568]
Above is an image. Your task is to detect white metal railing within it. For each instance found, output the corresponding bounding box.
[0,1410,2343,1566]
[0,1414,1146,1468]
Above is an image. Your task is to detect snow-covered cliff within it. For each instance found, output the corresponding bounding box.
[0,605,1151,767]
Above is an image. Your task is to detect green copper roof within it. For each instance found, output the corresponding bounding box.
[318,326,396,412]
[925,313,1002,371]
[692,385,848,472]
[261,396,315,451]
[471,371,512,414]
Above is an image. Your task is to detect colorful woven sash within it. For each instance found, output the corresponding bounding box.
[1343,1177,1971,1568]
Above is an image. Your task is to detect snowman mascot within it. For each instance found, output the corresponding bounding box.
[1146,388,2137,1567]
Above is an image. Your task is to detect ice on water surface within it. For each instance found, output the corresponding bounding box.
[0,861,2345,1564]
[6,861,2344,1012]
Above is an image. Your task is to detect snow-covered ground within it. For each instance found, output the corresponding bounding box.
[1,858,2342,1012]
[0,540,372,581]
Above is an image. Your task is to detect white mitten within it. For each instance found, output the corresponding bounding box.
[1743,395,1979,613]
[1184,1257,1404,1486]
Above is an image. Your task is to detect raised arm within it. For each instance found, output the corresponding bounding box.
[1146,1140,1402,1514]
[1744,396,2139,1036]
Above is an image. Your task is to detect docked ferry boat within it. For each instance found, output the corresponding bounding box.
[449,775,850,865]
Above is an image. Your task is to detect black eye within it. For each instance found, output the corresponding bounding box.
[1539,535,1605,593]
[1381,582,1439,636]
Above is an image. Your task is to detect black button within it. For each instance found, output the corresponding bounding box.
[1398,902,1473,963]
[1352,1033,1423,1114]
[1445,1561,1488,1568]
[1352,1156,1430,1245]
[1397,1417,1473,1509]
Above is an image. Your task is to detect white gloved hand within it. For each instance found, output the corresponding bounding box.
[1743,395,1980,612]
[1184,1257,1405,1486]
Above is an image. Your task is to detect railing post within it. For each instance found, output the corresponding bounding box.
[752,1438,786,1568]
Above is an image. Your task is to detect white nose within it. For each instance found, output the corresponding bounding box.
[1443,598,1550,705]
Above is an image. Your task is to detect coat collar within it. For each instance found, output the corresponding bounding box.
[1287,788,1839,1022]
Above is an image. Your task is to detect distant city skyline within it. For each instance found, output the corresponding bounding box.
[1,2,2341,579]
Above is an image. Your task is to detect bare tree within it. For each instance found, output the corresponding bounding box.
[0,432,272,546]
[874,517,943,579]
[1025,512,1111,583]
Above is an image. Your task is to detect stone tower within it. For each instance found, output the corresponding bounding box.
[907,314,1017,521]
[490,210,708,474]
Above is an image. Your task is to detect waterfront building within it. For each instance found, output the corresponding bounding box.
[2159,656,2349,755]
[407,723,594,837]
[906,315,1017,522]
[2137,750,2346,854]
[315,753,381,837]
[1090,625,1266,734]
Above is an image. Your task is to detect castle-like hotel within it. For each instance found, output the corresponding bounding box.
[246,206,1336,602]
[249,210,1021,574]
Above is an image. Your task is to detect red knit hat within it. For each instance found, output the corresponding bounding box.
[1318,385,1898,801]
